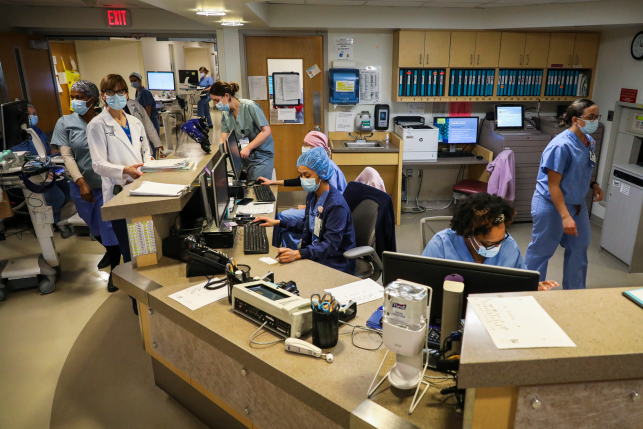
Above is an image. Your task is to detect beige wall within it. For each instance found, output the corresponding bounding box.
[184,48,210,73]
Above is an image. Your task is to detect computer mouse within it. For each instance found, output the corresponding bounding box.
[476,155,483,160]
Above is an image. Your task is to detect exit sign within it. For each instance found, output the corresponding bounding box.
[105,9,131,27]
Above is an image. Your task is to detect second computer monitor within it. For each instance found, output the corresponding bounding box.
[495,105,524,130]
[178,70,199,85]
[433,117,479,145]
[382,251,540,327]
[210,154,230,228]
[226,132,243,181]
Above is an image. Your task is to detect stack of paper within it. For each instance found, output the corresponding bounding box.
[324,279,384,305]
[236,203,275,215]
[129,181,189,197]
[141,158,191,172]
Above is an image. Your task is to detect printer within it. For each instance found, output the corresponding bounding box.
[394,116,439,162]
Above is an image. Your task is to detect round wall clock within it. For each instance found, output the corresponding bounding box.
[631,31,643,60]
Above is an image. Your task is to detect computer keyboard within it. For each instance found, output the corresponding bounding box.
[437,151,476,158]
[428,327,441,350]
[254,185,276,202]
[243,222,270,254]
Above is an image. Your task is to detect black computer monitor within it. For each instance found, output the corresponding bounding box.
[147,71,175,91]
[179,70,199,85]
[226,132,243,181]
[433,117,479,145]
[382,251,540,327]
[1,100,29,151]
[210,154,230,227]
[495,104,524,131]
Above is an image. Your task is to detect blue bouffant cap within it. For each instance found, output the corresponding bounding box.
[297,147,332,180]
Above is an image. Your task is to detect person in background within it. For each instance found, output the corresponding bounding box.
[52,80,122,291]
[257,131,347,249]
[355,167,386,192]
[254,147,356,274]
[128,72,160,138]
[125,96,163,155]
[197,67,214,128]
[524,99,604,290]
[422,193,558,291]
[211,81,274,181]
[9,103,58,155]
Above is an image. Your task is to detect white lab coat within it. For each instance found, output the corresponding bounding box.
[87,108,154,205]
[126,99,162,148]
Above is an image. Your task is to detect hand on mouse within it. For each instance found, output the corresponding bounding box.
[253,216,279,227]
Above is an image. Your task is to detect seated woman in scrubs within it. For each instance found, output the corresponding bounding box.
[254,147,356,274]
[422,193,558,291]
[257,131,347,249]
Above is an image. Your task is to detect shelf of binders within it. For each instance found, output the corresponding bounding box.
[497,69,543,98]
[397,68,447,99]
[544,69,591,98]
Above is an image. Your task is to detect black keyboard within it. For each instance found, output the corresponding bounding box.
[428,327,441,350]
[243,223,270,254]
[254,185,276,202]
[437,151,476,158]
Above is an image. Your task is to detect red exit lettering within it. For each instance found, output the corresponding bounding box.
[107,9,129,26]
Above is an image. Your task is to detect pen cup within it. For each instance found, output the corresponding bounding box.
[227,265,252,304]
[312,309,340,349]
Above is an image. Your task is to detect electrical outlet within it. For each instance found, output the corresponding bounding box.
[608,110,614,121]
[406,169,413,178]
[418,170,423,178]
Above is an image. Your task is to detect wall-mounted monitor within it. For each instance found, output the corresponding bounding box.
[147,71,175,91]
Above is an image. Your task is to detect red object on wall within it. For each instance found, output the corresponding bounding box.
[620,88,638,104]
[449,102,472,117]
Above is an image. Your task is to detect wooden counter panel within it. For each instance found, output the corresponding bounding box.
[333,153,400,166]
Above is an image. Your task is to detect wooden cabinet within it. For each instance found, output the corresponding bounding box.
[397,31,426,67]
[524,33,550,68]
[450,31,477,67]
[499,32,527,68]
[474,31,501,67]
[573,33,600,68]
[424,31,451,67]
[547,33,576,67]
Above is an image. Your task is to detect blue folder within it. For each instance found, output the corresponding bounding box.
[420,69,426,96]
[438,70,444,96]
[399,69,404,96]
[450,70,455,96]
[432,70,438,96]
[405,69,412,96]
[458,70,463,96]
[623,289,643,311]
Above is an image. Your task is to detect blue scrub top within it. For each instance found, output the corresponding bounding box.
[535,129,595,205]
[309,190,329,241]
[9,125,50,156]
[422,228,526,269]
[136,86,158,122]
[329,160,348,193]
[199,75,214,95]
[221,99,274,160]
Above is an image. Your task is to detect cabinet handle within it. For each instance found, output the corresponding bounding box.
[519,55,523,65]
[477,54,480,65]
[575,55,579,65]
[569,55,572,66]
[420,54,422,65]
[526,54,530,65]
[470,54,473,65]
[426,54,429,65]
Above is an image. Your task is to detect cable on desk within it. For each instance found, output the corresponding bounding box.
[249,321,286,346]
[339,321,383,351]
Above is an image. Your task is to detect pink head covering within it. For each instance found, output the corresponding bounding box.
[356,167,386,192]
[303,131,331,157]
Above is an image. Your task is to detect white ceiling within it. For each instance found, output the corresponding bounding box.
[268,0,606,7]
[0,0,156,8]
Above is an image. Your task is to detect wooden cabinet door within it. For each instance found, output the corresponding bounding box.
[449,31,477,68]
[547,33,576,67]
[424,31,451,67]
[573,33,600,68]
[524,33,551,68]
[474,31,501,68]
[398,31,426,67]
[498,32,526,68]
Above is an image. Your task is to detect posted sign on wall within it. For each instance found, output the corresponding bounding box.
[105,9,131,27]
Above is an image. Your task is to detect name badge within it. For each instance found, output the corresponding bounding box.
[314,216,322,237]
[590,152,596,163]
[240,137,250,149]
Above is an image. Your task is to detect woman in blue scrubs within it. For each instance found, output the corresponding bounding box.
[423,193,557,291]
[128,72,160,138]
[254,147,356,274]
[52,80,122,292]
[525,99,604,290]
[197,67,214,128]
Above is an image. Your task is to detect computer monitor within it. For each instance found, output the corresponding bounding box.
[179,70,199,85]
[1,100,29,151]
[210,154,230,228]
[433,117,479,145]
[226,132,243,181]
[382,251,540,327]
[147,71,175,91]
[495,105,524,130]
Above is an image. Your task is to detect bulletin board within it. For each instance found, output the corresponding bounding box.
[272,72,301,107]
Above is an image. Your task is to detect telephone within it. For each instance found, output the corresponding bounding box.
[186,245,232,278]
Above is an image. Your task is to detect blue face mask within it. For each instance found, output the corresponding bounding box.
[469,237,501,259]
[131,81,140,89]
[578,118,599,134]
[106,94,127,110]
[215,99,230,112]
[301,177,320,193]
[200,73,205,78]
[29,115,38,127]
[71,99,90,115]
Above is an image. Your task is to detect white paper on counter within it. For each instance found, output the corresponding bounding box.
[169,280,228,311]
[335,111,354,132]
[468,296,576,349]
[277,108,296,121]
[324,279,384,306]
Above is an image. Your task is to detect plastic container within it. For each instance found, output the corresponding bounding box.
[383,281,428,330]
[312,309,340,349]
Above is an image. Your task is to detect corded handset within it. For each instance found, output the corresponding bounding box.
[186,245,232,277]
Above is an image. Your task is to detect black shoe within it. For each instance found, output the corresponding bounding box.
[131,297,139,316]
[97,253,110,269]
[107,274,118,293]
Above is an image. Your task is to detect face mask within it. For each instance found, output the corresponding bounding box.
[469,237,501,259]
[578,118,599,134]
[29,115,38,127]
[71,99,90,115]
[215,97,230,112]
[301,177,320,193]
[131,81,140,89]
[302,146,311,154]
[106,94,127,110]
[200,73,205,78]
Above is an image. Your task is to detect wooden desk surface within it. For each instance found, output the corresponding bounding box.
[403,157,489,167]
[114,185,462,429]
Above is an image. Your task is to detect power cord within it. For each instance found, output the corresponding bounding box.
[249,321,286,346]
[339,321,383,351]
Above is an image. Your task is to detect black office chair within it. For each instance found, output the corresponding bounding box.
[344,199,383,281]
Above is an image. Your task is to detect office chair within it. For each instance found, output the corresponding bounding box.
[452,179,488,199]
[420,216,453,250]
[344,199,382,281]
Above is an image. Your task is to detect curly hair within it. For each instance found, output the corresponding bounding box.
[450,193,515,238]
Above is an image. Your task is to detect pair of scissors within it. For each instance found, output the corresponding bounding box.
[311,293,337,313]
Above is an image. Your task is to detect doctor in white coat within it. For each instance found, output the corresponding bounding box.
[87,74,154,276]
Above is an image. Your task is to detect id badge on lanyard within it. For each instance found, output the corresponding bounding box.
[140,136,145,161]
[589,144,596,168]
[313,206,323,238]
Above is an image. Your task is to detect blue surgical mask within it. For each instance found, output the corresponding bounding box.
[131,81,140,89]
[200,73,205,78]
[469,237,501,259]
[106,94,127,110]
[29,115,38,127]
[302,146,310,154]
[301,177,320,193]
[579,118,599,134]
[216,99,230,112]
[71,99,90,115]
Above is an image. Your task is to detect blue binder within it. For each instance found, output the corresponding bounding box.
[489,70,495,96]
[405,69,412,96]
[557,71,564,96]
[478,70,484,96]
[470,70,476,95]
[412,69,418,96]
[399,69,404,96]
[499,70,506,96]
[573,70,579,97]
[438,70,444,96]
[420,69,426,96]
[527,70,533,96]
[458,70,463,96]
[450,70,455,96]
[432,70,438,96]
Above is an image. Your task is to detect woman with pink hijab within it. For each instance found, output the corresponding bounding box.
[355,167,386,192]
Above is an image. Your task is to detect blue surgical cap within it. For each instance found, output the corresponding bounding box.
[297,147,332,180]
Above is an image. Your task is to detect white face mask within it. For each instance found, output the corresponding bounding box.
[302,146,311,154]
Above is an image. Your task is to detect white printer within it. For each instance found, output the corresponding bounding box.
[394,116,439,162]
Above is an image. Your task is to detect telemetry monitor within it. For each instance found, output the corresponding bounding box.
[433,117,479,145]
[210,154,230,227]
[178,70,199,85]
[147,71,175,91]
[495,105,524,130]
[1,100,29,151]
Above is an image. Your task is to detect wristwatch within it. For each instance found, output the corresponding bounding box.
[590,181,599,190]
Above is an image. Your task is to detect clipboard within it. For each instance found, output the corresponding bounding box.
[272,72,301,107]
[623,288,643,310]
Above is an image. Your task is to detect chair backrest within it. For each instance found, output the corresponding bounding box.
[420,216,453,250]
[352,199,379,249]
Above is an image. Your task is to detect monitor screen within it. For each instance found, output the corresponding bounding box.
[226,132,243,181]
[433,117,479,144]
[147,71,175,91]
[495,105,524,130]
[210,154,229,227]
[247,285,288,301]
[382,251,540,327]
[1,100,29,151]
[178,70,199,85]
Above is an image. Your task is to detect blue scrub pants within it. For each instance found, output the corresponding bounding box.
[243,155,274,182]
[45,179,71,224]
[272,208,305,249]
[69,182,118,246]
[525,193,591,290]
[197,96,213,127]
[111,219,132,263]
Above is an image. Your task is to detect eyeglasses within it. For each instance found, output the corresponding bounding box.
[578,114,602,121]
[104,89,128,96]
[478,233,510,250]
